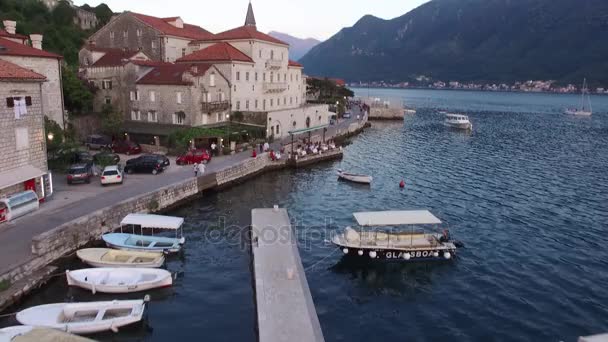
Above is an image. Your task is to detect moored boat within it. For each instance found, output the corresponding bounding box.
[66,268,172,294]
[444,113,472,130]
[337,169,373,184]
[102,213,185,253]
[404,107,416,114]
[15,297,149,334]
[76,248,165,268]
[331,210,461,261]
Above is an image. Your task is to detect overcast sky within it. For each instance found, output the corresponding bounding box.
[72,0,430,41]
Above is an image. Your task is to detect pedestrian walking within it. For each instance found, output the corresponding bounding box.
[197,162,206,175]
[193,162,199,177]
[211,142,217,156]
[259,143,263,153]
[263,141,270,152]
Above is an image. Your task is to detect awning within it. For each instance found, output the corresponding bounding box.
[354,210,442,226]
[121,213,184,229]
[288,124,329,135]
[0,165,45,190]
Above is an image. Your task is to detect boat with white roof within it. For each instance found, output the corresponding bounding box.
[444,113,472,130]
[331,210,462,261]
[102,213,185,253]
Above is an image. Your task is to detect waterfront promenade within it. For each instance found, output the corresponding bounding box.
[0,115,363,279]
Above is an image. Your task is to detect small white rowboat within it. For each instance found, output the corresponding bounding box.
[66,268,172,294]
[337,169,373,184]
[16,297,149,334]
[76,248,165,268]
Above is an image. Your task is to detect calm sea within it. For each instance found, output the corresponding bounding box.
[2,89,607,341]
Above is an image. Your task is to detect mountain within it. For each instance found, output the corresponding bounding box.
[299,0,608,86]
[268,31,320,61]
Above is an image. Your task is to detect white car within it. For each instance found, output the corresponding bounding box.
[100,165,124,186]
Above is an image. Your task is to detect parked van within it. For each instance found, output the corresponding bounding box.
[85,134,112,150]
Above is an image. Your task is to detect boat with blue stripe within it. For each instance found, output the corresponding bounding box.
[102,213,186,253]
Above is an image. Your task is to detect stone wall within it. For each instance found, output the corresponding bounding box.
[369,107,404,120]
[0,56,64,128]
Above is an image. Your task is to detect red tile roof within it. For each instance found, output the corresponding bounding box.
[288,60,303,68]
[203,26,288,46]
[0,37,62,59]
[91,48,141,67]
[0,28,28,41]
[0,59,46,81]
[136,63,213,85]
[130,12,214,40]
[177,42,254,63]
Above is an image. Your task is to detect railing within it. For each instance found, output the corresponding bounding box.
[265,59,283,69]
[201,101,230,112]
[263,82,288,93]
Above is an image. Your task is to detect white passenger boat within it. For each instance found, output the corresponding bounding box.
[66,268,172,294]
[444,113,472,130]
[404,107,416,114]
[102,213,185,253]
[15,297,149,334]
[337,169,373,184]
[565,78,592,116]
[0,326,95,342]
[331,210,462,261]
[76,248,165,268]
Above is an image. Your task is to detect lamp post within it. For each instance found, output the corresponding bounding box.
[226,113,231,146]
[47,132,54,141]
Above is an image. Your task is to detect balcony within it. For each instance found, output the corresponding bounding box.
[201,101,230,113]
[265,59,283,69]
[263,82,288,93]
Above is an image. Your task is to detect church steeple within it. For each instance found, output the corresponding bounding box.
[244,1,256,28]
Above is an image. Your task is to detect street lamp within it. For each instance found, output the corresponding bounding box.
[47,132,54,141]
[226,113,231,146]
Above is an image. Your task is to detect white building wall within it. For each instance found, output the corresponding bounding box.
[0,56,64,128]
[164,36,193,62]
[266,104,331,139]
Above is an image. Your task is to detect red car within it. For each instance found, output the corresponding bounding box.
[112,140,142,155]
[176,149,212,165]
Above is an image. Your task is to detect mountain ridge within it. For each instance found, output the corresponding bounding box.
[268,31,320,61]
[299,0,608,86]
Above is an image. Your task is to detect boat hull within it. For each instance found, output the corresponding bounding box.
[102,233,182,253]
[444,121,472,130]
[76,248,165,268]
[337,171,372,184]
[16,299,146,334]
[334,244,456,261]
[66,268,173,294]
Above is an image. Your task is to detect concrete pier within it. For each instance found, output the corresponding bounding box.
[251,208,324,342]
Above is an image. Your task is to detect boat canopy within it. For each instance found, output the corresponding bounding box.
[354,210,442,226]
[120,213,184,230]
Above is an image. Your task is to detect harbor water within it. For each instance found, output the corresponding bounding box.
[2,89,608,341]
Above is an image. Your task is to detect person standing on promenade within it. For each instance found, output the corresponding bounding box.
[193,162,199,177]
[263,141,270,152]
[198,162,206,175]
[259,143,263,153]
[211,142,217,156]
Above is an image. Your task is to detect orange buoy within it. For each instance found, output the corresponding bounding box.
[399,180,405,188]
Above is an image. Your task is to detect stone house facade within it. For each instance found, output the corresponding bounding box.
[0,20,65,128]
[0,59,50,203]
[133,64,231,127]
[87,12,213,62]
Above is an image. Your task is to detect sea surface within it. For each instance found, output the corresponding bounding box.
[2,89,608,341]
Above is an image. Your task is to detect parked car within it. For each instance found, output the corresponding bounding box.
[124,155,164,175]
[343,111,352,119]
[176,149,211,165]
[85,134,112,150]
[112,140,142,155]
[67,163,94,184]
[93,151,120,165]
[100,165,123,186]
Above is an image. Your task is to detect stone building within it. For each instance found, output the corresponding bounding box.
[0,59,51,202]
[86,12,214,62]
[0,20,65,129]
[74,8,98,30]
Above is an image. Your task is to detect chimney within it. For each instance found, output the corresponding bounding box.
[30,34,43,50]
[2,20,16,35]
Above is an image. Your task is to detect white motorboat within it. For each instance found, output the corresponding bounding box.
[66,268,172,294]
[76,248,165,268]
[331,210,463,261]
[0,326,95,342]
[565,78,592,116]
[444,113,472,130]
[15,297,149,334]
[337,169,373,184]
[102,213,186,253]
[404,108,416,114]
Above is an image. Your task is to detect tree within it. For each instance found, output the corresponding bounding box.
[51,1,76,26]
[100,104,123,136]
[62,66,94,115]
